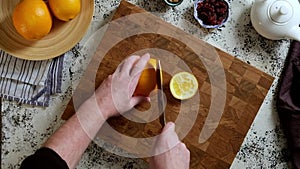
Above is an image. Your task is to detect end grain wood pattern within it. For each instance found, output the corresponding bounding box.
[62,1,274,168]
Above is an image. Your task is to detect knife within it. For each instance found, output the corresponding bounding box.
[156,60,166,127]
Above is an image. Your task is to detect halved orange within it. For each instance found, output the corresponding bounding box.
[170,72,198,100]
[133,58,157,96]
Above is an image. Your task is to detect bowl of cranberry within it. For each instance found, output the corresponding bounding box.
[194,0,229,29]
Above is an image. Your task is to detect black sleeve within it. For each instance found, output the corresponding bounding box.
[276,40,300,168]
[20,147,69,169]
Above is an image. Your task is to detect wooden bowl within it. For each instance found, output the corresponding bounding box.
[0,0,94,60]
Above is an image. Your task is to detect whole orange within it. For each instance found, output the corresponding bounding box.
[12,0,52,40]
[133,59,157,96]
[49,0,81,21]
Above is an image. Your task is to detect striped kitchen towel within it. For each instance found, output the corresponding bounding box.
[0,50,64,107]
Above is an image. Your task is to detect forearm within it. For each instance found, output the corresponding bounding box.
[41,54,149,169]
[43,97,111,169]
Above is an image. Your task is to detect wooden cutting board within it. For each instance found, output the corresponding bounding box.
[62,1,274,168]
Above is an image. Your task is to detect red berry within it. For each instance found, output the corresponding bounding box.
[196,0,228,26]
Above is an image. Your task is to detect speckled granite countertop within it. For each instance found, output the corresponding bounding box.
[1,0,292,168]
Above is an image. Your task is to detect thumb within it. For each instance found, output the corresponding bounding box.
[159,122,179,143]
[153,122,179,155]
[130,96,149,106]
[162,122,175,133]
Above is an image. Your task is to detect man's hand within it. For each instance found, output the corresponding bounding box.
[40,54,151,169]
[93,53,150,119]
[149,122,190,169]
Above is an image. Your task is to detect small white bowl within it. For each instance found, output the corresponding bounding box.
[194,0,229,29]
[163,0,184,7]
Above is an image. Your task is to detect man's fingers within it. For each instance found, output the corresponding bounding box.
[130,96,148,106]
[180,142,187,148]
[128,71,142,96]
[121,55,140,74]
[130,53,150,77]
[162,122,175,133]
[162,122,179,142]
[156,122,179,148]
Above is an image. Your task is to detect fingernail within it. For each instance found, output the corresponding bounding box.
[130,55,140,59]
[169,122,175,126]
[145,97,151,102]
[162,122,175,133]
[143,53,150,58]
[167,122,175,129]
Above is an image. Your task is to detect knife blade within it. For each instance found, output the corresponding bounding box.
[156,60,166,127]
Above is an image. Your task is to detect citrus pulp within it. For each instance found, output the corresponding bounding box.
[169,72,198,100]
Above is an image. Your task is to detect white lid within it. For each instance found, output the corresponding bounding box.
[269,1,293,23]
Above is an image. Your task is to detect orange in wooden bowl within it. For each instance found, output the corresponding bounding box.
[12,0,52,40]
[49,0,81,21]
[0,0,94,60]
[133,58,157,97]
